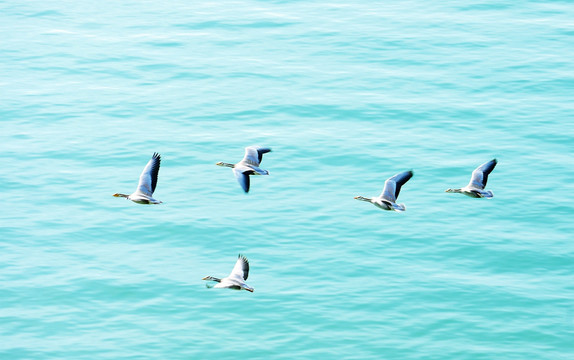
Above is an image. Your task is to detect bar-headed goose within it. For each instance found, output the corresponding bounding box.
[355,170,413,212]
[113,153,162,204]
[445,159,497,198]
[216,146,271,193]
[202,254,254,292]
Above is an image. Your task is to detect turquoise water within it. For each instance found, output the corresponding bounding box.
[2,1,574,359]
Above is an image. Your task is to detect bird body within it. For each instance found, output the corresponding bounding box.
[113,153,162,204]
[203,254,253,292]
[445,159,497,198]
[355,170,413,212]
[217,146,271,193]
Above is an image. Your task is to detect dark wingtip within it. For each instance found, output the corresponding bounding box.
[485,158,497,171]
[237,172,250,193]
[403,170,414,182]
[238,253,249,263]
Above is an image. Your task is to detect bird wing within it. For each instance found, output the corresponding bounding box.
[380,170,413,202]
[256,147,271,164]
[136,153,161,196]
[233,168,250,192]
[468,159,497,189]
[242,146,271,166]
[229,254,250,281]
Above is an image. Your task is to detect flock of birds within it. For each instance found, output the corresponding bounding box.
[113,145,498,293]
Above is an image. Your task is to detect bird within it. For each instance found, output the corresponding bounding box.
[445,159,497,198]
[216,146,271,193]
[113,152,162,204]
[355,170,413,211]
[202,254,254,292]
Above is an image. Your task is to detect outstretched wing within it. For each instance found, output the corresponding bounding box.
[468,159,497,189]
[229,254,250,281]
[233,168,250,192]
[380,170,413,202]
[136,153,161,196]
[242,146,271,166]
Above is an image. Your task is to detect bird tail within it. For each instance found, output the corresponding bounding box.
[392,203,406,212]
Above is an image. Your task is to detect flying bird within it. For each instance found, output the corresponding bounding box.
[202,254,254,292]
[113,153,162,204]
[216,146,271,193]
[445,159,497,198]
[355,170,414,212]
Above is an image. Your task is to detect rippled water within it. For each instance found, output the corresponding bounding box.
[1,1,573,359]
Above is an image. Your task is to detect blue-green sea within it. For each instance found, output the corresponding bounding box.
[1,1,573,359]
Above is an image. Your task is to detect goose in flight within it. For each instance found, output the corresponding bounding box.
[355,170,413,212]
[202,254,254,292]
[216,146,271,193]
[113,153,162,204]
[445,159,497,198]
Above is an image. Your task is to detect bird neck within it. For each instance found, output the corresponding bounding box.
[216,162,235,168]
[203,276,221,283]
[445,188,462,193]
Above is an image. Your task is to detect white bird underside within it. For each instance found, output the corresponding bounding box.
[355,170,413,212]
[203,254,253,292]
[114,153,162,204]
